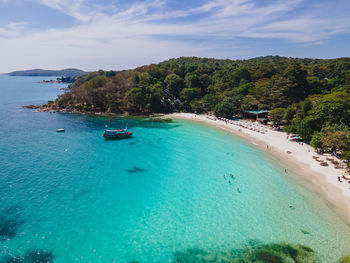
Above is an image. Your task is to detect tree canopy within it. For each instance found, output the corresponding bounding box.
[52,56,350,155]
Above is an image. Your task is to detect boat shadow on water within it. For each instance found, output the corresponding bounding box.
[126,166,148,174]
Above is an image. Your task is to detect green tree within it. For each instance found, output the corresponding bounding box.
[284,106,296,125]
[125,88,145,111]
[82,76,109,90]
[232,68,251,86]
[270,76,297,107]
[310,132,324,152]
[180,88,201,101]
[184,73,201,89]
[240,95,259,110]
[146,83,165,112]
[202,94,219,111]
[308,92,350,128]
[268,108,286,128]
[214,102,237,118]
[190,99,204,113]
[283,63,309,100]
[322,131,350,151]
[164,73,184,98]
[301,98,312,116]
[286,118,313,141]
[106,92,121,113]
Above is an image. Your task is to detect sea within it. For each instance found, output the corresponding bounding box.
[0,74,350,262]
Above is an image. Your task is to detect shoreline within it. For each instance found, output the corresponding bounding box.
[21,106,350,225]
[168,112,350,226]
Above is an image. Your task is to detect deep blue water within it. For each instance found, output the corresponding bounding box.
[0,74,350,262]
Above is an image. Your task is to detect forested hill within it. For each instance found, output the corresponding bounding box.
[9,68,85,77]
[52,56,350,149]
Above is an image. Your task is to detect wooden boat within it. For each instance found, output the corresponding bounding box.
[102,128,133,139]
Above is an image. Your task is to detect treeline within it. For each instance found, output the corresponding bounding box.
[53,56,350,164]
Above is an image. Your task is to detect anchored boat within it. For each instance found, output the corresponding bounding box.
[102,127,133,139]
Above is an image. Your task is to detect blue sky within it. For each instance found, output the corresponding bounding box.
[0,0,349,72]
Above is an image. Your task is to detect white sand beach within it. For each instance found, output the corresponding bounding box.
[168,112,350,225]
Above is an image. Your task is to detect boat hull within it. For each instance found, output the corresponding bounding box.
[102,131,133,140]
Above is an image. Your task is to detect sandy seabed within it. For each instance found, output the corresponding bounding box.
[168,112,350,226]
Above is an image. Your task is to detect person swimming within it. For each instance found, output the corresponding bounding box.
[237,187,240,193]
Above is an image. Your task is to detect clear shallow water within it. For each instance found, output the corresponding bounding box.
[0,74,350,262]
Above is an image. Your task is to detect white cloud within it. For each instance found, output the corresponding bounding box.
[33,0,112,22]
[0,22,28,38]
[0,0,349,71]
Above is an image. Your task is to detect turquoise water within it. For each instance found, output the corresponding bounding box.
[0,74,350,262]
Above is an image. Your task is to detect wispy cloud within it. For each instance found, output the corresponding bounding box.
[0,22,28,37]
[0,0,349,71]
[33,0,119,22]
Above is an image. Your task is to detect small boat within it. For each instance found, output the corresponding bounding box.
[56,128,65,132]
[102,128,133,139]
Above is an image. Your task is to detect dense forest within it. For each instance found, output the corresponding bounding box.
[50,56,350,164]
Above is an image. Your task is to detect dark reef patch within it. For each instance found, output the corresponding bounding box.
[174,242,318,263]
[137,120,180,130]
[2,250,54,263]
[126,166,148,174]
[24,250,54,263]
[0,206,25,241]
[1,255,25,262]
[3,206,21,216]
[145,117,173,123]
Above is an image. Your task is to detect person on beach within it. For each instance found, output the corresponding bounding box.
[338,176,341,182]
[285,169,287,173]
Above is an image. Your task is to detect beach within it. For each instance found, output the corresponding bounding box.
[169,112,350,225]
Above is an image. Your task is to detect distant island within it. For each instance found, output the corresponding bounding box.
[8,68,86,77]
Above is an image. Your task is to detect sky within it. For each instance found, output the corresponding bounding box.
[0,0,349,72]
